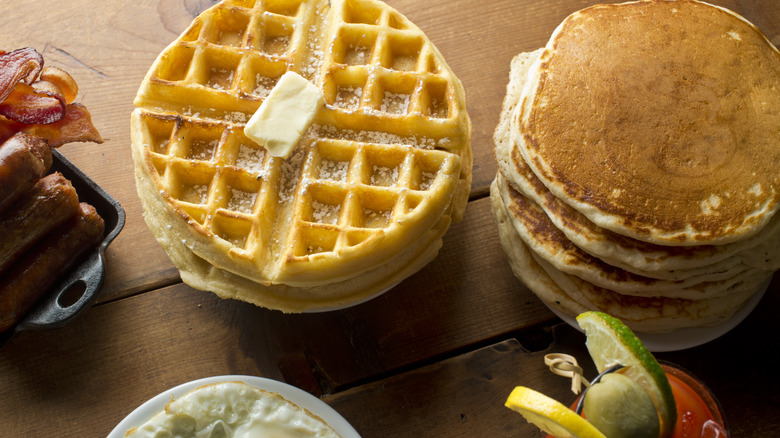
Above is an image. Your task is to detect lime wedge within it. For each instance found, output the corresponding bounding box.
[576,311,677,437]
[505,386,606,438]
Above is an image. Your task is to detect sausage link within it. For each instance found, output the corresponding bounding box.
[0,132,52,213]
[0,172,79,275]
[0,202,104,332]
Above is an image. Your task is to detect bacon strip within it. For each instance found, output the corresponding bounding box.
[0,103,103,147]
[0,82,66,125]
[0,48,102,147]
[0,48,44,102]
[23,103,103,147]
[40,66,78,105]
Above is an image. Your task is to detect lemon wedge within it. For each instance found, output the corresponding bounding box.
[505,386,606,438]
[576,311,677,437]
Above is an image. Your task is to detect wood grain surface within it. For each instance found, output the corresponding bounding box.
[0,0,778,437]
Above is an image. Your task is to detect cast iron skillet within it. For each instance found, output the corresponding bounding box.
[0,149,125,346]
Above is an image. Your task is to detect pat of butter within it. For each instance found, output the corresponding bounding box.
[244,71,324,159]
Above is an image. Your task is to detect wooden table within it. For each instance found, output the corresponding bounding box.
[1,0,778,436]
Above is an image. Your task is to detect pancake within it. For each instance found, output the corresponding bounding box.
[503,136,780,278]
[740,229,780,271]
[490,179,771,334]
[495,172,763,300]
[532,248,771,334]
[514,0,780,246]
[489,179,587,318]
[491,1,780,336]
[495,50,780,280]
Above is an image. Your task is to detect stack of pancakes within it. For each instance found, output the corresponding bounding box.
[131,0,471,312]
[491,0,780,333]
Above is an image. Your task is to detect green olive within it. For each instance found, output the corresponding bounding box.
[582,372,661,438]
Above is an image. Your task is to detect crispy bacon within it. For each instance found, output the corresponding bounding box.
[39,66,78,105]
[0,82,66,125]
[24,103,103,147]
[0,48,44,102]
[0,48,68,125]
[0,117,20,142]
[0,47,101,147]
[0,103,102,147]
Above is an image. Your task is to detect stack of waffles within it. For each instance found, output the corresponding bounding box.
[491,1,780,334]
[131,0,472,312]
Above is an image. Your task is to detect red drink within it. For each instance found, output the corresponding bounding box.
[662,363,727,438]
[547,362,727,438]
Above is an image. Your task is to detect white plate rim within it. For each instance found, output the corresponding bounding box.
[546,277,770,352]
[107,375,361,438]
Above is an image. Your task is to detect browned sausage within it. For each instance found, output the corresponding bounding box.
[0,132,52,213]
[0,202,104,332]
[0,172,79,275]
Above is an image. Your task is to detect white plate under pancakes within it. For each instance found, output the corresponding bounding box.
[108,375,360,438]
[546,278,770,352]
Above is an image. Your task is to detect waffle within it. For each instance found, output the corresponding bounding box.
[131,0,471,311]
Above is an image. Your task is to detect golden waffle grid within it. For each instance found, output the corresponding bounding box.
[139,0,310,118]
[318,0,466,142]
[140,0,468,144]
[133,0,471,286]
[138,111,458,261]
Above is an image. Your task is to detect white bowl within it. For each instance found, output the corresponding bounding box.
[108,375,361,438]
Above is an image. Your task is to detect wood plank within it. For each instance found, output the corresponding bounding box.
[0,196,558,436]
[2,272,777,436]
[325,285,780,437]
[325,332,592,438]
[0,285,263,437]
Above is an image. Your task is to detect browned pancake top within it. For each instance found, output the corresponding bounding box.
[521,0,780,244]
